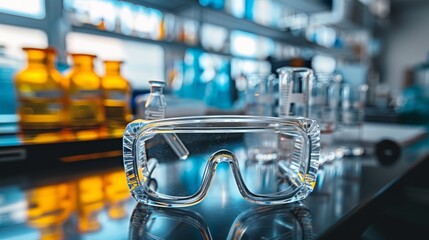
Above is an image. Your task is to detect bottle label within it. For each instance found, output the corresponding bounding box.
[20,90,63,99]
[20,100,62,115]
[71,90,102,100]
[106,90,126,100]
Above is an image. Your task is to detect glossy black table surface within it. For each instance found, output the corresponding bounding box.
[0,136,428,239]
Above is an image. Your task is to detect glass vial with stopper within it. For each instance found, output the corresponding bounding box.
[145,80,189,160]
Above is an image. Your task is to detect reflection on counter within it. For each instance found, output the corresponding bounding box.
[308,158,362,234]
[130,203,313,240]
[0,168,133,240]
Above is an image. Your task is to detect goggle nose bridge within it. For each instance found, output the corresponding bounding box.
[208,149,239,165]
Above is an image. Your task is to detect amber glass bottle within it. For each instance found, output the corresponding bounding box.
[101,60,131,125]
[15,47,67,130]
[66,54,104,127]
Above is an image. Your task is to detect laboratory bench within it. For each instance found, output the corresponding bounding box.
[0,122,428,239]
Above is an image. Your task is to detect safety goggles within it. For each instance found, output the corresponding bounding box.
[123,115,320,207]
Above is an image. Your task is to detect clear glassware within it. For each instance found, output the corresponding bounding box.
[309,73,342,164]
[335,83,368,157]
[145,80,189,160]
[145,80,166,120]
[244,73,276,116]
[277,67,313,118]
[123,115,320,207]
[244,73,278,162]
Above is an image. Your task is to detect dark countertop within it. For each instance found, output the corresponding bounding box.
[0,127,428,239]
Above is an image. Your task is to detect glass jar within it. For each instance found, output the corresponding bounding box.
[15,47,67,130]
[309,73,342,164]
[101,60,132,125]
[66,53,104,128]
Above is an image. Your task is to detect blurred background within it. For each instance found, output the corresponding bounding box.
[1,0,429,239]
[1,0,429,125]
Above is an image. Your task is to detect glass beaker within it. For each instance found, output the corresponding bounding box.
[101,60,132,126]
[244,73,276,116]
[335,83,368,157]
[244,73,278,162]
[67,53,104,128]
[15,47,67,130]
[309,73,342,164]
[277,67,313,118]
[276,67,313,166]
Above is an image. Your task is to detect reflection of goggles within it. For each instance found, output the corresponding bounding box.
[130,202,312,240]
[123,116,320,207]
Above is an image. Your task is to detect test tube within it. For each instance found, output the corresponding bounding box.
[145,80,189,160]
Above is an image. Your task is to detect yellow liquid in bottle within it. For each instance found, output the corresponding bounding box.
[104,99,128,121]
[102,61,132,126]
[66,54,104,128]
[15,48,67,130]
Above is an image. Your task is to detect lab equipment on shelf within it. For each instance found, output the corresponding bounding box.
[0,45,17,119]
[244,73,276,116]
[243,73,278,162]
[309,73,342,164]
[277,67,313,118]
[15,47,67,130]
[66,53,104,128]
[102,60,132,126]
[145,80,189,160]
[335,82,368,157]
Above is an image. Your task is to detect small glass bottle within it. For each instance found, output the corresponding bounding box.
[101,60,132,126]
[66,53,104,128]
[15,47,67,130]
[145,80,189,160]
[145,80,166,120]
